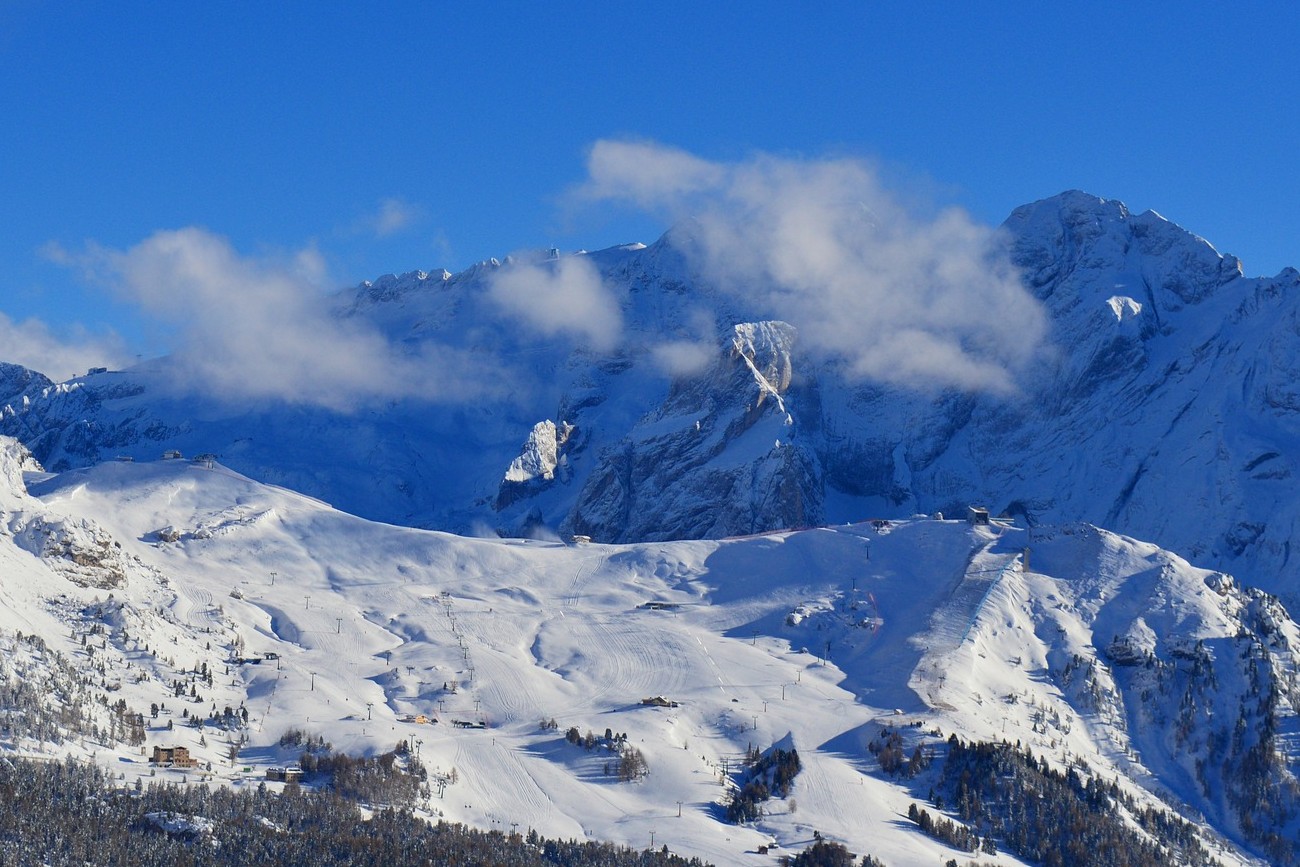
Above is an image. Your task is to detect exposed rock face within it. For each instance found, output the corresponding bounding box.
[496,420,575,510]
[6,192,1300,600]
[11,514,130,589]
[0,436,39,510]
[0,362,52,403]
[565,321,821,542]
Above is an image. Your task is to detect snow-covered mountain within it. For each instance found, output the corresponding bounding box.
[0,438,1296,864]
[4,191,1300,609]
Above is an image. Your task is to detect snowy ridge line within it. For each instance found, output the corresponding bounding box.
[959,551,1023,645]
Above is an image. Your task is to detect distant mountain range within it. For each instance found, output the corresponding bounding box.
[4,191,1300,608]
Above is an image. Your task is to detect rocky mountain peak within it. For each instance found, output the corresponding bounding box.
[0,362,53,403]
[1004,190,1243,309]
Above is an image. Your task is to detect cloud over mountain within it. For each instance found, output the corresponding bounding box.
[581,139,1049,392]
[79,228,495,409]
[486,253,623,352]
[0,313,126,383]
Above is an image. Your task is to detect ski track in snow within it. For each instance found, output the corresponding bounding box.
[175,585,223,632]
[460,735,554,826]
[554,612,694,708]
[562,551,608,608]
[476,648,534,725]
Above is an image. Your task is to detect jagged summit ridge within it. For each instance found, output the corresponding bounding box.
[348,268,452,307]
[1005,190,1245,310]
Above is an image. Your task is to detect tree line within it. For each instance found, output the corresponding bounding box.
[0,756,711,867]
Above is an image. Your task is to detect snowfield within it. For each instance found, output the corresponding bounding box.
[0,443,1292,864]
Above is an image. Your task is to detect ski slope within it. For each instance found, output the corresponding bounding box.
[0,450,1284,865]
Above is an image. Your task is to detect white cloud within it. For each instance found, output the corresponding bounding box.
[645,308,719,377]
[650,338,715,377]
[427,227,455,268]
[578,139,1050,392]
[583,139,726,209]
[37,141,1048,408]
[486,254,623,352]
[353,197,423,238]
[77,228,497,409]
[0,313,127,382]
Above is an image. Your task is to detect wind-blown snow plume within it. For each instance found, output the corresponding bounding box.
[581,139,1050,392]
[80,229,496,409]
[486,253,623,352]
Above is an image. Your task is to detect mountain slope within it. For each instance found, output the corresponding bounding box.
[0,440,1297,863]
[5,192,1300,606]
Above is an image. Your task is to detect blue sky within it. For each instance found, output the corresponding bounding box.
[3,3,1299,377]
